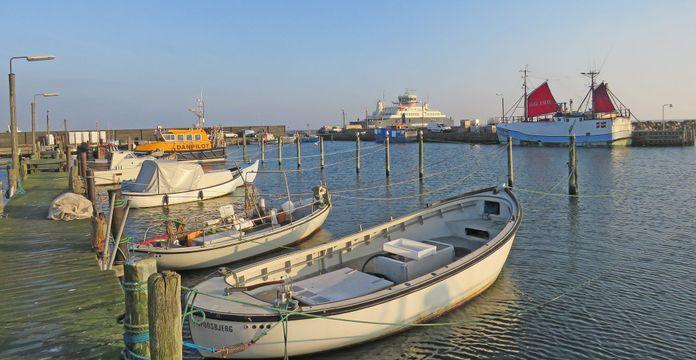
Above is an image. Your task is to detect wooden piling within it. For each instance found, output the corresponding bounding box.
[507,136,514,188]
[148,271,182,360]
[418,130,424,180]
[63,118,70,162]
[260,138,265,163]
[109,189,128,264]
[296,133,302,169]
[79,151,88,179]
[355,132,361,174]
[19,158,27,180]
[277,137,283,165]
[568,135,578,195]
[128,136,133,151]
[385,131,390,177]
[86,169,97,215]
[123,257,157,359]
[319,135,325,169]
[242,133,247,162]
[0,181,4,214]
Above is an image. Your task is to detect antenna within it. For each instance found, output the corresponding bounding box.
[188,91,205,129]
[520,65,530,119]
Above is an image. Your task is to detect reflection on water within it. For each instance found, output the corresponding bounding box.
[119,142,695,358]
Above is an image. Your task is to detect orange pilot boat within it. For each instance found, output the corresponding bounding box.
[135,128,213,153]
[134,96,227,162]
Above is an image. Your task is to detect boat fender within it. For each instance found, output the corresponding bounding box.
[198,190,204,200]
[163,194,169,206]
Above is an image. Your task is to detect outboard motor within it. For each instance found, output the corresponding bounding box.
[313,185,330,205]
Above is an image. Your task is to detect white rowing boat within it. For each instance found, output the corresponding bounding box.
[131,185,332,270]
[122,160,258,208]
[188,186,521,358]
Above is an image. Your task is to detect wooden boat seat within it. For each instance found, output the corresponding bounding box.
[291,267,393,306]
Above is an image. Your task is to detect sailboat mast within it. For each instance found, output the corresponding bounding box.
[521,65,529,119]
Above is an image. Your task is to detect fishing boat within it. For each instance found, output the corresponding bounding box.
[188,186,521,358]
[131,185,331,270]
[93,151,156,186]
[121,160,258,208]
[496,68,633,146]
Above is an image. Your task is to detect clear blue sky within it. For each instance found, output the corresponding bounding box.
[1,0,694,130]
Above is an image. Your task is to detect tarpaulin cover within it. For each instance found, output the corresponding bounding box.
[125,160,205,193]
[48,192,93,220]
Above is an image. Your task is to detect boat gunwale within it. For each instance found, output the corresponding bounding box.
[196,187,522,322]
[131,200,332,254]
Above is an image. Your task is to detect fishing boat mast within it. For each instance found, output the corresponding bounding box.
[581,70,599,117]
[520,65,529,120]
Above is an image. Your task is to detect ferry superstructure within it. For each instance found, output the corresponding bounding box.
[496,69,633,146]
[366,91,452,128]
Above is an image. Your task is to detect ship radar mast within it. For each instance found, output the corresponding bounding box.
[188,91,205,129]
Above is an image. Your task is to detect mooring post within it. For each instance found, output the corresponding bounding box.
[123,257,157,359]
[0,181,4,215]
[507,136,514,188]
[385,131,391,177]
[242,133,247,162]
[355,131,361,174]
[319,135,325,169]
[86,169,97,215]
[19,158,27,180]
[418,130,424,180]
[260,138,265,163]
[127,136,133,151]
[109,189,128,264]
[277,137,283,165]
[79,150,88,179]
[148,271,182,360]
[568,135,579,195]
[296,132,302,169]
[63,118,70,163]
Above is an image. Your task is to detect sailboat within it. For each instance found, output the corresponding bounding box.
[496,68,633,146]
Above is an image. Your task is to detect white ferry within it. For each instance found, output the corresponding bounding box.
[496,70,633,146]
[366,91,452,128]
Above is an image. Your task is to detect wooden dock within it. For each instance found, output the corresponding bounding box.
[0,172,124,358]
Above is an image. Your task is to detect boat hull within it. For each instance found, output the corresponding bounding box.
[190,235,514,358]
[496,117,632,146]
[122,161,258,208]
[133,203,331,270]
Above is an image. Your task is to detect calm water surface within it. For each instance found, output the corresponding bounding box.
[66,141,696,358]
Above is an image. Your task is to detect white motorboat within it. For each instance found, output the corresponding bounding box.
[93,151,156,186]
[131,185,332,270]
[122,160,258,208]
[188,186,521,358]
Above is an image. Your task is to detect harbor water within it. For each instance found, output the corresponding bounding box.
[56,141,696,358]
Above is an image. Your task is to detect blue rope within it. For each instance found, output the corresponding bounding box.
[123,331,149,344]
[124,348,150,360]
[183,341,218,353]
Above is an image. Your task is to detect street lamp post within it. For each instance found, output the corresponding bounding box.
[32,92,59,155]
[496,93,505,122]
[8,55,55,196]
[662,103,673,130]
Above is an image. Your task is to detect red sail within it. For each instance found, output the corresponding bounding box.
[593,82,616,113]
[527,82,560,117]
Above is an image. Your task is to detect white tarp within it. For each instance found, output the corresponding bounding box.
[48,193,93,220]
[125,160,205,194]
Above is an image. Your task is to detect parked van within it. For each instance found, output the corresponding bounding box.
[427,122,452,133]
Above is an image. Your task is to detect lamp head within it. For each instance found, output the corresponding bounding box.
[26,55,56,62]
